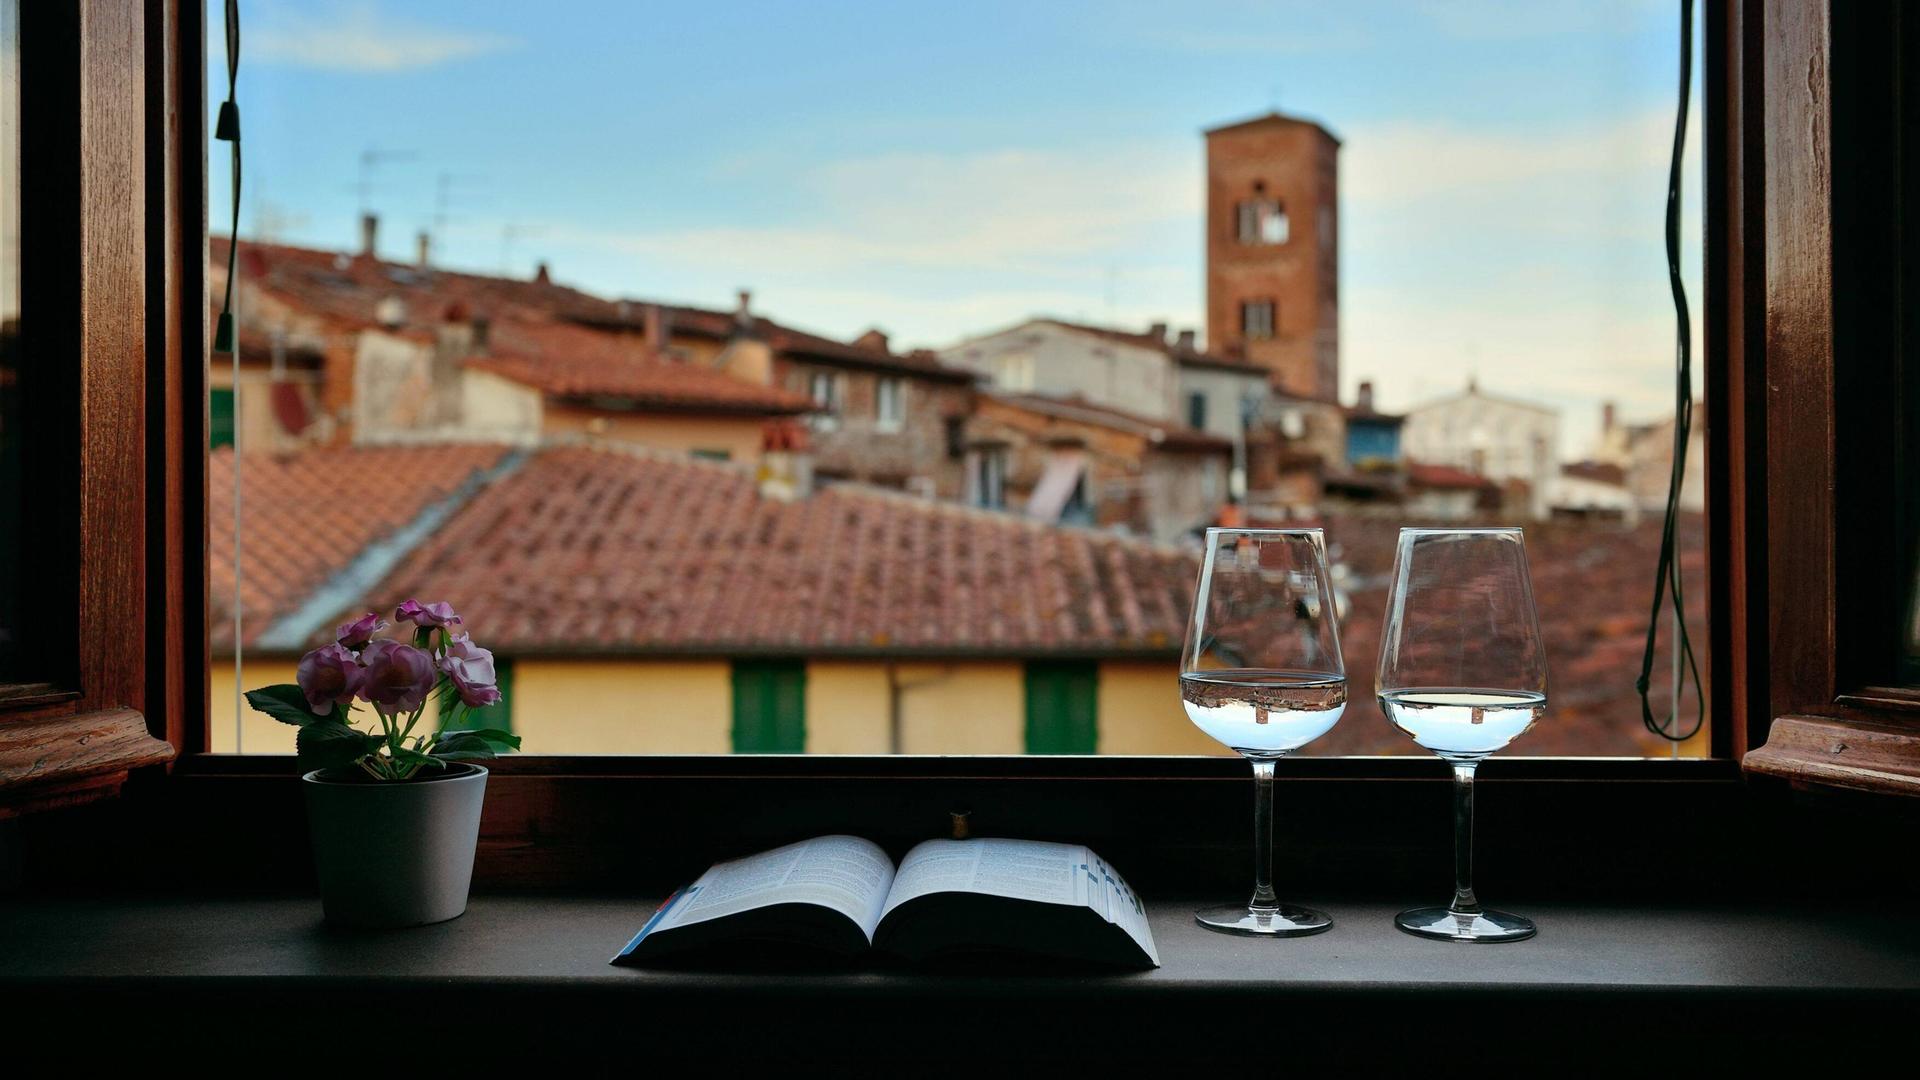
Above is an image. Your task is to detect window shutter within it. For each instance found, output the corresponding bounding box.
[1024,661,1098,754]
[732,660,806,753]
[210,386,235,449]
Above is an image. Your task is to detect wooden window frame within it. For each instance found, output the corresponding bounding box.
[22,1,1920,885]
[0,0,186,817]
[1731,0,1920,795]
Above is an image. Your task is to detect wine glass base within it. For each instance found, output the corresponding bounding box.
[1395,906,1536,942]
[1195,903,1333,937]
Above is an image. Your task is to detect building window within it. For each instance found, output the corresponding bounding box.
[1187,390,1208,431]
[875,376,904,432]
[210,386,235,449]
[1235,198,1288,245]
[1240,299,1276,341]
[1024,661,1097,754]
[994,353,1035,392]
[972,447,1007,509]
[808,371,842,412]
[731,659,806,753]
[690,448,731,462]
[807,371,843,432]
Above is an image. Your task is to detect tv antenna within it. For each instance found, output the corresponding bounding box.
[499,223,545,276]
[355,146,416,217]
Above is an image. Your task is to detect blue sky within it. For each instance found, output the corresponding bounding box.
[214,0,1700,451]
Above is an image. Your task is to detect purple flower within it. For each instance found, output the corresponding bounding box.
[295,643,364,715]
[395,599,462,629]
[334,612,389,649]
[358,639,437,713]
[438,634,502,709]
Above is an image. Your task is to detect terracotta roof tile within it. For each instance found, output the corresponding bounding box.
[467,320,814,414]
[359,446,1198,656]
[1406,461,1495,490]
[990,392,1232,452]
[209,444,510,649]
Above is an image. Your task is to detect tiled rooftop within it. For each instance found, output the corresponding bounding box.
[988,392,1233,453]
[209,444,510,649]
[363,446,1198,656]
[467,320,814,414]
[1314,511,1709,757]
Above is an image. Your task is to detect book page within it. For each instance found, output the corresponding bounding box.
[647,835,896,941]
[881,838,1158,965]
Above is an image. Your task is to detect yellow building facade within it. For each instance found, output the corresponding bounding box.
[208,656,1226,757]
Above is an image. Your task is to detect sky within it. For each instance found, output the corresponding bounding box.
[212,0,1702,454]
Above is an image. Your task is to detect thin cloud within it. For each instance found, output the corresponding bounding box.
[581,140,1198,277]
[248,3,512,74]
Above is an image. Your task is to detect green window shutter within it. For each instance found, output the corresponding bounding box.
[1024,661,1098,754]
[209,386,236,449]
[732,660,806,753]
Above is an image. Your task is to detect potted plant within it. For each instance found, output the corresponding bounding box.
[246,600,520,928]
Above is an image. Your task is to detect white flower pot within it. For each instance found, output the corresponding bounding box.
[302,763,488,928]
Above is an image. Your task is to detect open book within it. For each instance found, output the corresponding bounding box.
[612,835,1159,969]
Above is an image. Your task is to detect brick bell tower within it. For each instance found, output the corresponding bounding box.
[1204,111,1341,402]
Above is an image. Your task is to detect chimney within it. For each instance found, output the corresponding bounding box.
[642,303,670,354]
[735,288,753,325]
[359,213,379,259]
[1356,380,1375,412]
[1148,321,1168,344]
[854,328,890,353]
[757,420,813,501]
[533,261,551,285]
[1602,400,1617,433]
[1175,329,1196,353]
[416,230,431,268]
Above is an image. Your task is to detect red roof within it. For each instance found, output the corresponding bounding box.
[1406,461,1494,490]
[359,446,1198,656]
[466,320,814,414]
[990,392,1232,453]
[211,237,626,330]
[209,444,511,649]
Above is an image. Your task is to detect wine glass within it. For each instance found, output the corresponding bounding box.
[1377,527,1548,943]
[1181,528,1345,937]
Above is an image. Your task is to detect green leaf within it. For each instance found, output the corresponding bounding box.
[431,727,520,759]
[245,685,325,727]
[389,747,448,774]
[297,720,384,774]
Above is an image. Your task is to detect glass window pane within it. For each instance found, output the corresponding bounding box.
[207,3,1708,758]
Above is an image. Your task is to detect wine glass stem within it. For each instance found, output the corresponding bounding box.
[1450,762,1481,915]
[1250,759,1277,911]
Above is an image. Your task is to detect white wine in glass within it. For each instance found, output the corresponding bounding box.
[1181,528,1345,937]
[1377,527,1548,943]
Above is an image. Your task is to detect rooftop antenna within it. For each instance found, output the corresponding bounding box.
[499,223,544,276]
[431,171,486,250]
[355,146,415,218]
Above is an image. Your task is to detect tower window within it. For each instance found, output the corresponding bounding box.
[1235,198,1289,245]
[1240,299,1276,341]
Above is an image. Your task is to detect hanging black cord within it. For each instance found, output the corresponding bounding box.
[212,0,240,353]
[1636,0,1705,741]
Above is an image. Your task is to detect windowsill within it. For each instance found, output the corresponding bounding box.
[3,892,1915,1064]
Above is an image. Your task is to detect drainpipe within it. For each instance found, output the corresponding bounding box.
[885,662,956,755]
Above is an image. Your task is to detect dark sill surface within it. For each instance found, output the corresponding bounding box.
[3,893,1916,1064]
